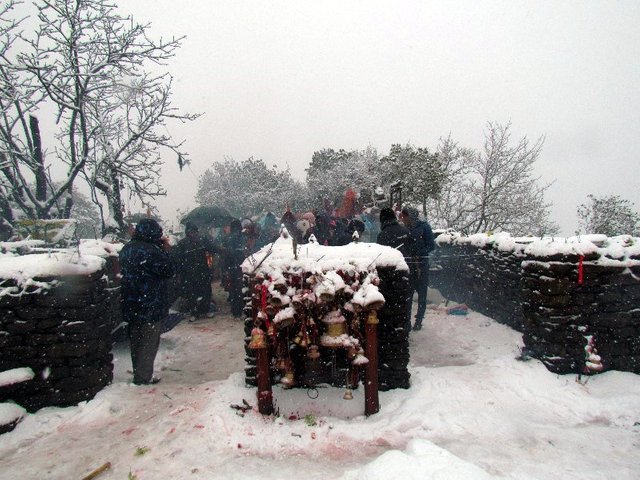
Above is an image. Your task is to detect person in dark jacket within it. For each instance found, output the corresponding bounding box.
[280,209,302,244]
[172,222,219,320]
[401,207,436,331]
[313,212,332,246]
[376,207,414,332]
[376,207,413,258]
[119,218,176,385]
[334,218,366,245]
[219,218,246,318]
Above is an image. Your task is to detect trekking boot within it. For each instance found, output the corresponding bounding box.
[412,318,423,331]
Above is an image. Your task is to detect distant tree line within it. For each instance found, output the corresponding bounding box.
[197,122,564,237]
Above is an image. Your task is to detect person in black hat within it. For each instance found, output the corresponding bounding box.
[119,218,176,385]
[172,222,219,320]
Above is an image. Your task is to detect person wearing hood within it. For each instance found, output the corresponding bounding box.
[376,207,413,258]
[119,218,176,385]
[172,222,219,320]
[401,207,436,331]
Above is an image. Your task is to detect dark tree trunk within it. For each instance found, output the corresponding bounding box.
[29,115,47,204]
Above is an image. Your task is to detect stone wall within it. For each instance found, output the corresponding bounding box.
[0,269,120,412]
[376,266,411,390]
[431,238,640,375]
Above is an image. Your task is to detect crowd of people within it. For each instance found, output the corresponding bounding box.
[118,203,435,385]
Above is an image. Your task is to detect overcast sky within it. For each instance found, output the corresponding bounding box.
[121,0,640,235]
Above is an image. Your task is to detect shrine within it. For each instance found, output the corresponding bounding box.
[241,231,412,416]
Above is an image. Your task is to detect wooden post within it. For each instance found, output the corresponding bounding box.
[364,310,379,415]
[256,346,273,415]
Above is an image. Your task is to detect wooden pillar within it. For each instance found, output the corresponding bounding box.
[256,347,273,415]
[364,310,379,415]
[249,328,273,415]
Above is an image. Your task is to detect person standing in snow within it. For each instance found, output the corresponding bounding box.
[376,207,413,257]
[119,218,176,385]
[172,222,219,320]
[219,218,246,318]
[376,207,414,332]
[400,207,436,331]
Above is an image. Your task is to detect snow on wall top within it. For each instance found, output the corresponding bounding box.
[0,240,46,258]
[436,231,640,263]
[242,233,408,277]
[78,239,123,258]
[0,251,106,295]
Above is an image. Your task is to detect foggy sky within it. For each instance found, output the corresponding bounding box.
[123,1,640,235]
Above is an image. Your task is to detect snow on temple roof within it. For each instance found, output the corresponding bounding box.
[242,233,408,276]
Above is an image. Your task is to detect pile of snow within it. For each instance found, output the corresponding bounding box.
[0,368,33,432]
[0,368,35,388]
[0,403,26,431]
[0,240,45,258]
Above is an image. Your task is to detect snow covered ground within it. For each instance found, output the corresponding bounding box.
[0,285,639,480]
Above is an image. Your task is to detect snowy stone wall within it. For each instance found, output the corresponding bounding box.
[431,233,640,375]
[0,267,120,412]
[431,243,525,330]
[375,266,411,389]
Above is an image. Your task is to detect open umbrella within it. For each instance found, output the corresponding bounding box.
[180,206,235,228]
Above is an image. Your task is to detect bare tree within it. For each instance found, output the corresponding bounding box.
[0,0,198,236]
[0,0,53,226]
[428,123,558,236]
[425,135,475,227]
[577,194,640,236]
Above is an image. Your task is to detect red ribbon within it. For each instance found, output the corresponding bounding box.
[578,255,584,285]
[260,284,272,330]
[261,284,268,311]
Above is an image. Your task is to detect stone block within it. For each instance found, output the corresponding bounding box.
[25,334,63,346]
[13,306,53,321]
[47,342,91,358]
[0,335,22,348]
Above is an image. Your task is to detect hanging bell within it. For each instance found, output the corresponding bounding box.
[248,328,267,349]
[280,371,295,388]
[343,389,353,400]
